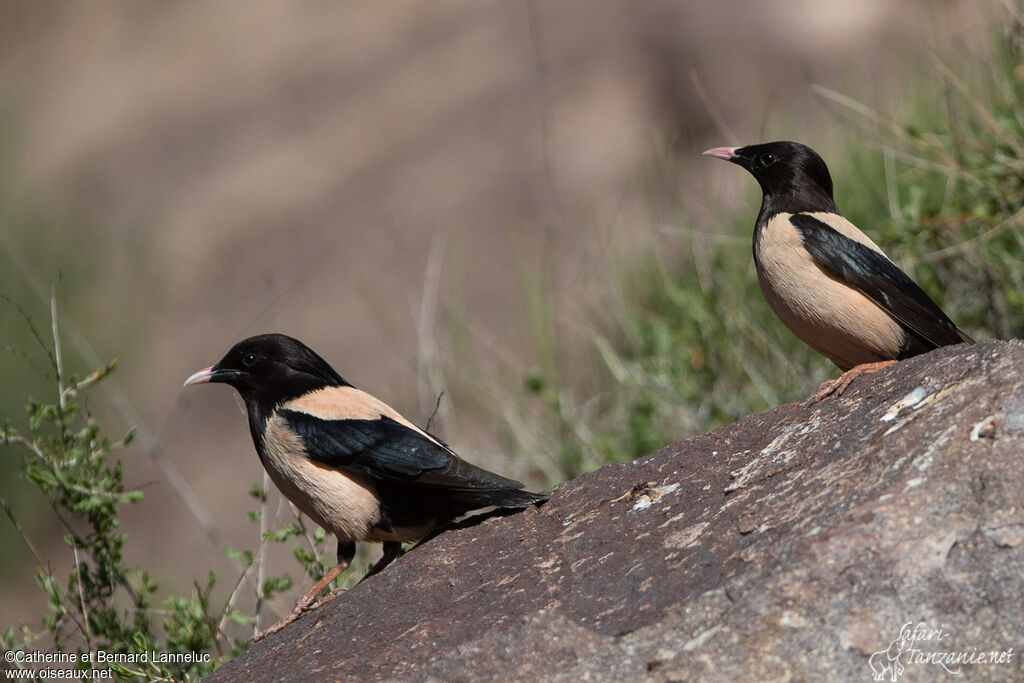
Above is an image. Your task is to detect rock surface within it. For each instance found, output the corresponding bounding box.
[208,340,1024,681]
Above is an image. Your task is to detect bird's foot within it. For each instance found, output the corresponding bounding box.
[248,561,348,643]
[308,587,344,611]
[249,606,308,644]
[811,360,897,402]
[248,588,345,643]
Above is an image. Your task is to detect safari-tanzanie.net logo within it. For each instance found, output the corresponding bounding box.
[868,622,1015,680]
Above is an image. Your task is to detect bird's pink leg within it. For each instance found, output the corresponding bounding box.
[250,560,348,643]
[812,360,897,402]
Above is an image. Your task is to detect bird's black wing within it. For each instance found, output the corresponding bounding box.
[280,409,530,495]
[790,213,972,349]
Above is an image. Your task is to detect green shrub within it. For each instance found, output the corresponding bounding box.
[0,304,346,681]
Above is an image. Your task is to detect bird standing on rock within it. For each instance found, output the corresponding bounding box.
[184,333,547,640]
[704,141,973,399]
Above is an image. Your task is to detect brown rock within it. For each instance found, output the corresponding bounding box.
[208,340,1024,681]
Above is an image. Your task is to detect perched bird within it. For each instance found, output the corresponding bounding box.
[704,141,973,398]
[184,333,547,639]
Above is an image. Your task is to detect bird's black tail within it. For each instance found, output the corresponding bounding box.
[419,489,549,542]
[478,487,549,509]
[435,455,549,509]
[444,484,548,511]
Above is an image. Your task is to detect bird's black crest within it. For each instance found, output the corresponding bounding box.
[727,141,837,216]
[210,333,349,404]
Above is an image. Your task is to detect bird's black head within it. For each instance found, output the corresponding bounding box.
[704,141,836,212]
[184,333,348,406]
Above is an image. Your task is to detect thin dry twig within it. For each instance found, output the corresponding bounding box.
[252,471,272,637]
[690,67,738,144]
[930,53,1024,149]
[216,555,260,648]
[918,205,1024,264]
[810,85,929,151]
[50,287,66,411]
[424,391,445,433]
[70,539,93,648]
[416,233,453,434]
[0,496,49,570]
[62,362,116,404]
[0,292,57,375]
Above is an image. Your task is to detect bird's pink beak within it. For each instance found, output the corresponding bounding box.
[183,366,216,387]
[702,146,738,161]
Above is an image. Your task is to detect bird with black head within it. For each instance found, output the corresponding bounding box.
[185,333,548,640]
[705,141,973,399]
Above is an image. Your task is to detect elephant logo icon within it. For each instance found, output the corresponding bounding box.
[868,635,907,681]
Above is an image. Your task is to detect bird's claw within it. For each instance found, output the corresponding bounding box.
[809,360,897,403]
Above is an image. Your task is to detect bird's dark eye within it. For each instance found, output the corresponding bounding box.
[242,352,258,368]
[759,153,777,167]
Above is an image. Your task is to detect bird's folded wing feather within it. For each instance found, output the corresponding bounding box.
[280,410,526,492]
[790,213,972,347]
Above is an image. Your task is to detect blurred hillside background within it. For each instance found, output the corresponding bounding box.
[1,0,1016,642]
